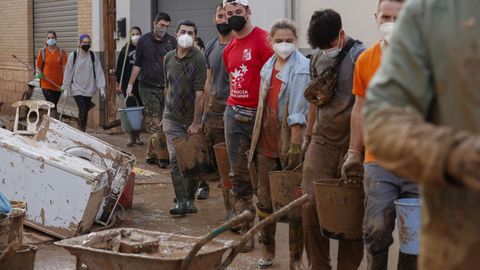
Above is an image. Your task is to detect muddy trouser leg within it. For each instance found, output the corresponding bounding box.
[256,154,280,258]
[337,240,364,270]
[363,163,419,270]
[73,95,91,132]
[139,83,164,160]
[224,106,255,247]
[163,118,189,211]
[289,221,304,269]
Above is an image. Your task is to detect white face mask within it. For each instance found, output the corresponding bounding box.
[323,37,343,59]
[177,34,194,49]
[379,22,394,44]
[273,42,296,60]
[131,35,140,45]
[47,38,56,46]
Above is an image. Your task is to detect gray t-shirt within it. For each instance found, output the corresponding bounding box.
[313,38,366,145]
[205,37,230,114]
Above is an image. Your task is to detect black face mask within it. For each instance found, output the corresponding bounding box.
[216,23,233,36]
[81,44,91,52]
[228,16,247,32]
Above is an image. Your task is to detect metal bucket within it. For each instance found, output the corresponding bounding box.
[269,170,303,223]
[0,244,38,270]
[314,179,364,240]
[394,198,421,255]
[8,208,25,244]
[0,213,10,245]
[213,143,232,189]
[173,134,216,177]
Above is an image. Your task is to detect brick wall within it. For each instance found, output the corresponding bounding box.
[0,0,33,115]
[78,0,93,36]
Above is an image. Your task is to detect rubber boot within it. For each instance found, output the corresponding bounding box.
[134,131,144,145]
[258,215,276,268]
[397,252,417,270]
[170,174,187,216]
[222,188,235,222]
[367,251,388,270]
[234,198,255,253]
[127,132,135,147]
[185,177,199,214]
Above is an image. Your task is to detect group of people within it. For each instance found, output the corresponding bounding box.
[33,0,480,269]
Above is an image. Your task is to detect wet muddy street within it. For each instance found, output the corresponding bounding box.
[27,129,400,269]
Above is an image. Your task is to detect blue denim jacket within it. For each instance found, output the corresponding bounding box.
[248,50,310,167]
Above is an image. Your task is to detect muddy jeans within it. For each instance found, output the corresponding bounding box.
[302,135,364,270]
[224,105,254,200]
[204,112,226,181]
[163,118,196,202]
[256,153,304,265]
[363,163,419,270]
[138,82,165,160]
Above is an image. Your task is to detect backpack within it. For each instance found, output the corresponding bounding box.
[73,50,96,80]
[40,47,64,72]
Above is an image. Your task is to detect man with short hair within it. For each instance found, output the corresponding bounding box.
[301,9,365,270]
[199,3,235,214]
[364,1,480,269]
[162,19,207,216]
[341,1,418,269]
[128,12,176,168]
[222,0,274,252]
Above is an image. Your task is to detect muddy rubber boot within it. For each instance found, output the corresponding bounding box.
[133,131,144,145]
[170,176,187,216]
[397,252,417,270]
[127,132,135,147]
[234,198,255,253]
[222,188,235,222]
[185,178,199,214]
[367,251,388,270]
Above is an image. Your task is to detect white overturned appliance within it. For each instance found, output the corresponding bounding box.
[34,116,136,226]
[0,128,110,238]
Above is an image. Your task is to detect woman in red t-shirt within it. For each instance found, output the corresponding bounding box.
[248,19,311,269]
[36,31,67,117]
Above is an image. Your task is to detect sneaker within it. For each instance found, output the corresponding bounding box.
[196,186,209,200]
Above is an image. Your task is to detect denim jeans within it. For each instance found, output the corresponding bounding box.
[224,105,254,200]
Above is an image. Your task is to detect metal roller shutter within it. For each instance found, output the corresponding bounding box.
[158,0,219,44]
[32,0,79,119]
[33,0,78,58]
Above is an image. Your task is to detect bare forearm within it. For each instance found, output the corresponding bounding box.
[305,105,317,136]
[193,91,204,124]
[290,125,302,145]
[128,66,141,85]
[348,96,365,152]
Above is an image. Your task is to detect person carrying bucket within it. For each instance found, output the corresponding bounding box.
[201,3,235,212]
[301,9,366,270]
[162,20,207,216]
[341,0,419,269]
[35,30,67,119]
[363,0,480,269]
[247,19,310,269]
[127,12,176,169]
[115,26,144,147]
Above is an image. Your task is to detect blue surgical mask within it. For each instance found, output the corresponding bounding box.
[47,38,56,46]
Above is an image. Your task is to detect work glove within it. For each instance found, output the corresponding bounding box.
[448,136,480,192]
[286,143,302,170]
[62,86,69,97]
[341,149,363,183]
[301,135,312,158]
[99,88,105,98]
[34,72,44,79]
[126,84,133,96]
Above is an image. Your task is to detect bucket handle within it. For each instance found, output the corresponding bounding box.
[124,95,139,107]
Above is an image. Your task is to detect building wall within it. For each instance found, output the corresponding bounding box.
[0,0,33,115]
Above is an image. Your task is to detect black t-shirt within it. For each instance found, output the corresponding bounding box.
[134,32,177,88]
[116,44,137,92]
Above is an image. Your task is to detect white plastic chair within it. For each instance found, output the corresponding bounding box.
[12,100,54,135]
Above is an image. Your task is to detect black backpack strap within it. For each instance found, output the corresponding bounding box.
[89,51,96,80]
[333,39,359,69]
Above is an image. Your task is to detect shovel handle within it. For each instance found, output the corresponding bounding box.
[215,194,309,270]
[180,211,255,270]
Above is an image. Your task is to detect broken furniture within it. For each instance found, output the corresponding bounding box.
[12,100,54,135]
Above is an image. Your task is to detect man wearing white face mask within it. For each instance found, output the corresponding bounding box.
[163,19,207,216]
[248,19,310,269]
[343,1,418,269]
[301,9,365,270]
